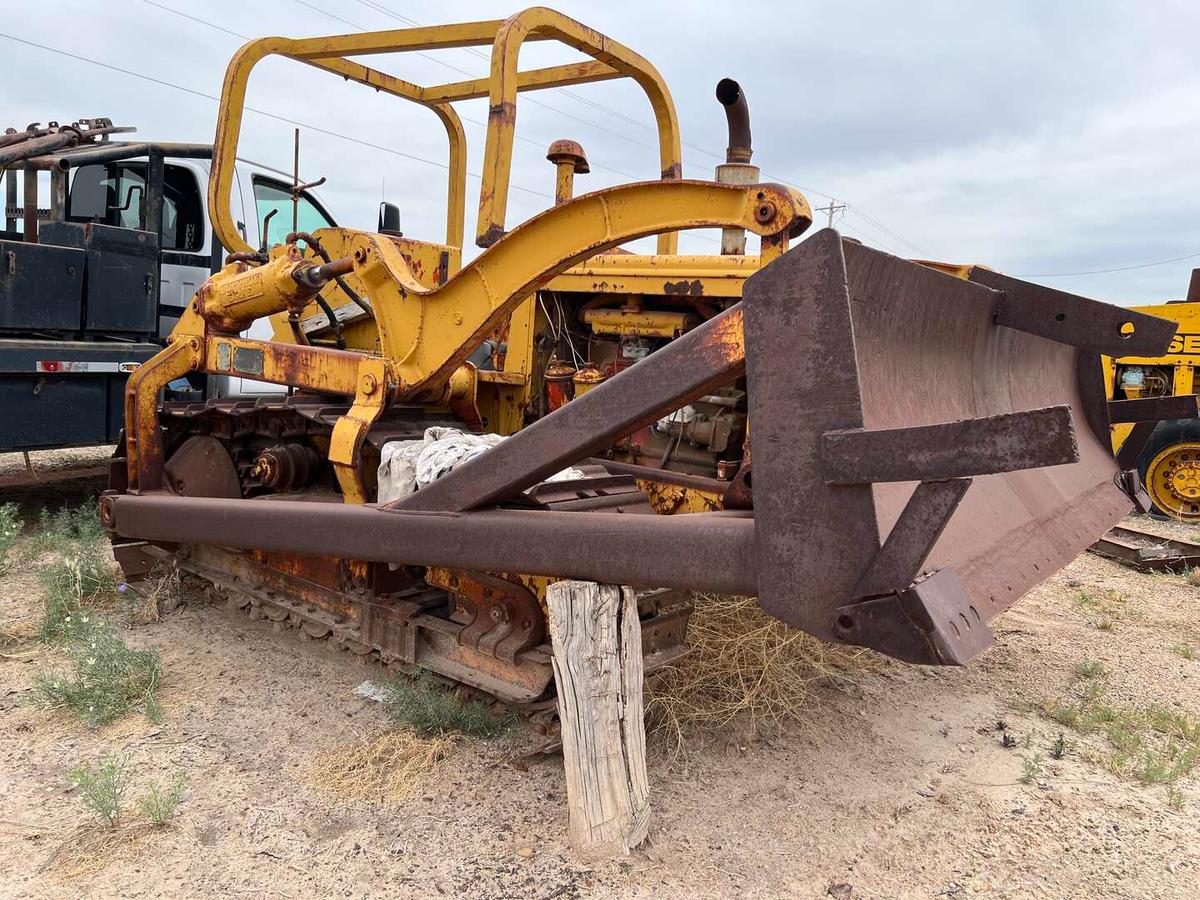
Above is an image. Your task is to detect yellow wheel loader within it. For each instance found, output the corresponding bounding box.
[1104,269,1200,519]
[102,8,1178,705]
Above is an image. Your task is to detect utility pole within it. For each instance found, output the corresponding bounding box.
[816,199,847,229]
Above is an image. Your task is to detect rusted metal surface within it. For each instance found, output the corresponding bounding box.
[160,542,690,704]
[426,568,545,662]
[1107,395,1200,424]
[525,472,654,513]
[391,303,746,512]
[544,356,576,410]
[252,444,322,492]
[163,435,241,498]
[715,78,752,164]
[546,139,588,206]
[589,458,731,494]
[834,567,993,665]
[634,479,723,515]
[110,541,164,581]
[970,268,1177,358]
[0,119,134,168]
[111,219,1162,669]
[184,544,362,622]
[820,407,1079,484]
[742,230,1136,664]
[1089,525,1200,574]
[103,493,757,596]
[850,479,972,599]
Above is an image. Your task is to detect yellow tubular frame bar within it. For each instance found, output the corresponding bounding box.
[209,7,683,258]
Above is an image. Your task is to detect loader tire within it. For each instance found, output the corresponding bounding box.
[1137,418,1200,520]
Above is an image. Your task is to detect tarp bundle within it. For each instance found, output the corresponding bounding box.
[378,427,583,504]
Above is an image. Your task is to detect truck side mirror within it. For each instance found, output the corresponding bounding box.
[378,202,401,236]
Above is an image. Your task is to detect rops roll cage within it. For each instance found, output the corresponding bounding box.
[210,6,684,262]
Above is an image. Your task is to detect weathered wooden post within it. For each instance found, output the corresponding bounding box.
[546,580,650,858]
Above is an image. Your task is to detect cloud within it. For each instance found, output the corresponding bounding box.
[3,0,1198,303]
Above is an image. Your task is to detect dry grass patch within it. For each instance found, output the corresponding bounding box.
[41,822,165,881]
[645,593,875,755]
[303,729,455,808]
[1071,587,1143,631]
[0,617,40,657]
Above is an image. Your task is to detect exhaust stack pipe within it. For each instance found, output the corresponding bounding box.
[716,78,753,164]
[714,79,760,255]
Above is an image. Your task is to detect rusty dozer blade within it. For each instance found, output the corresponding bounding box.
[103,230,1176,669]
[744,229,1174,665]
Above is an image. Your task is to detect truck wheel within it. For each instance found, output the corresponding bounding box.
[1138,419,1200,520]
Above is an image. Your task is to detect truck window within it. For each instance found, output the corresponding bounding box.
[67,162,204,251]
[252,177,335,247]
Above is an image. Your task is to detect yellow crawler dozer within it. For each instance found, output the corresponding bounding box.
[102,8,1177,705]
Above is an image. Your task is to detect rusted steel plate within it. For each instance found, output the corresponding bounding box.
[743,230,1133,660]
[389,303,746,512]
[820,407,1078,484]
[162,435,241,498]
[852,479,972,599]
[835,567,993,665]
[1107,395,1200,424]
[741,228,880,633]
[104,494,757,596]
[970,268,1177,358]
[1088,525,1200,574]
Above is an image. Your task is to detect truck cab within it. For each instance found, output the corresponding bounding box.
[0,127,338,453]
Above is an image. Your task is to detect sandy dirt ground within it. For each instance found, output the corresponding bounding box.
[1,487,1198,899]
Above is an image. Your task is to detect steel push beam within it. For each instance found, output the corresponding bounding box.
[105,231,1177,665]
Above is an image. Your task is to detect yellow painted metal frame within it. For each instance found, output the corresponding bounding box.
[210,7,684,257]
[1103,299,1200,453]
[127,7,822,505]
[127,177,811,495]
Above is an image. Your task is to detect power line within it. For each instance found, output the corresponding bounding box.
[10,8,925,257]
[346,0,683,162]
[146,0,718,247]
[842,206,930,256]
[354,0,660,135]
[1020,250,1200,279]
[0,30,554,202]
[184,0,931,256]
[142,0,244,39]
[288,0,645,183]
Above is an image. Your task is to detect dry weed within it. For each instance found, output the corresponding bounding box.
[40,822,162,880]
[645,593,875,755]
[0,616,39,656]
[303,729,455,807]
[119,566,182,626]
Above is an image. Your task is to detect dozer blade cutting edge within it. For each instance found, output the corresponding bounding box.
[102,229,1177,667]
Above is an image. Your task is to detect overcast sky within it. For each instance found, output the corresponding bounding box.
[4,0,1199,305]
